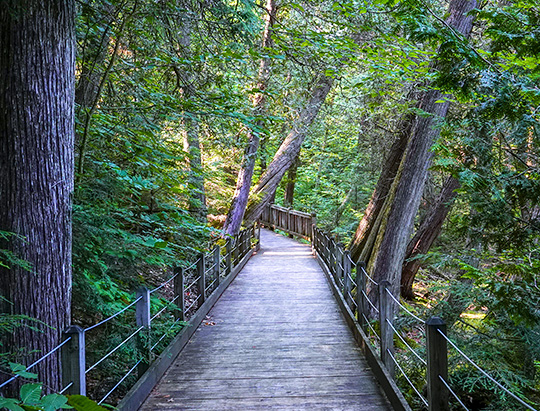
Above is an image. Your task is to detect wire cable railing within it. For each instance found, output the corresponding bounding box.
[271,206,538,411]
[438,329,539,411]
[0,337,72,389]
[11,225,259,406]
[85,296,142,332]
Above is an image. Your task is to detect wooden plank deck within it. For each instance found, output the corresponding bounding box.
[140,229,392,410]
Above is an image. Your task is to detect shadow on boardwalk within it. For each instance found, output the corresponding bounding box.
[141,229,392,410]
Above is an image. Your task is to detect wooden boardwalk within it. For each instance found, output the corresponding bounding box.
[141,229,392,410]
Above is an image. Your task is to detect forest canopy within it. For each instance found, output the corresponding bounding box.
[0,0,539,409]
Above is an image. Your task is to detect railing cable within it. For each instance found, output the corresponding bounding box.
[387,349,428,408]
[0,337,72,389]
[98,359,142,405]
[86,326,144,374]
[85,296,142,332]
[439,375,470,411]
[385,288,425,324]
[438,329,538,411]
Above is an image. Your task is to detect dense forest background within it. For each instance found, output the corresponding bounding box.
[1,0,539,409]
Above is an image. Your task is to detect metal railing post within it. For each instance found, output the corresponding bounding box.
[136,286,151,378]
[336,243,344,284]
[343,250,353,308]
[225,239,232,274]
[378,280,395,377]
[357,262,368,328]
[197,253,206,306]
[61,325,86,395]
[427,317,449,411]
[214,245,220,286]
[173,267,185,321]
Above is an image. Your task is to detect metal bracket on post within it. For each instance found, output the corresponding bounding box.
[61,325,86,395]
[197,253,206,306]
[427,317,449,411]
[136,286,151,378]
[378,280,395,378]
[173,267,185,322]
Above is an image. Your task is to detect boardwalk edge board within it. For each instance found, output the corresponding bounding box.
[117,248,255,411]
[314,249,412,411]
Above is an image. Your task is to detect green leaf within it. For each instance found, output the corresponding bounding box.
[0,398,25,411]
[41,394,72,411]
[9,363,38,380]
[66,395,108,411]
[153,240,168,248]
[19,383,42,406]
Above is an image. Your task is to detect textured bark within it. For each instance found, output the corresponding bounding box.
[349,111,414,261]
[401,176,460,299]
[223,0,276,235]
[283,156,299,207]
[0,0,75,392]
[366,0,477,305]
[244,74,334,223]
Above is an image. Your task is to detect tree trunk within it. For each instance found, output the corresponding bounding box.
[179,17,207,223]
[223,0,277,235]
[244,74,334,223]
[401,176,460,299]
[284,156,299,207]
[364,0,477,307]
[183,116,207,223]
[0,0,75,393]
[349,111,414,260]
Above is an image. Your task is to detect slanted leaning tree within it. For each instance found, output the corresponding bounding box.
[244,73,335,223]
[0,0,75,391]
[349,0,477,305]
[223,0,277,235]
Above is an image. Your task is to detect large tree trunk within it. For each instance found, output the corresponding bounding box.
[0,0,75,392]
[223,0,277,235]
[364,0,477,306]
[349,111,414,261]
[401,176,460,299]
[244,74,334,223]
[283,156,299,207]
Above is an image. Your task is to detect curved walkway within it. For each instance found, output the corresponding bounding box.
[141,229,391,410]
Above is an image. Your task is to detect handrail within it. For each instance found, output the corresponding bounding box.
[0,224,260,407]
[264,204,538,411]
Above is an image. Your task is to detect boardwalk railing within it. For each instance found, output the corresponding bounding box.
[264,204,538,411]
[0,224,259,408]
[260,203,315,239]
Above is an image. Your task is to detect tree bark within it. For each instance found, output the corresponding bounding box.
[223,0,277,235]
[401,176,460,299]
[349,111,414,261]
[364,0,477,307]
[0,0,75,392]
[283,156,299,207]
[244,74,334,223]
